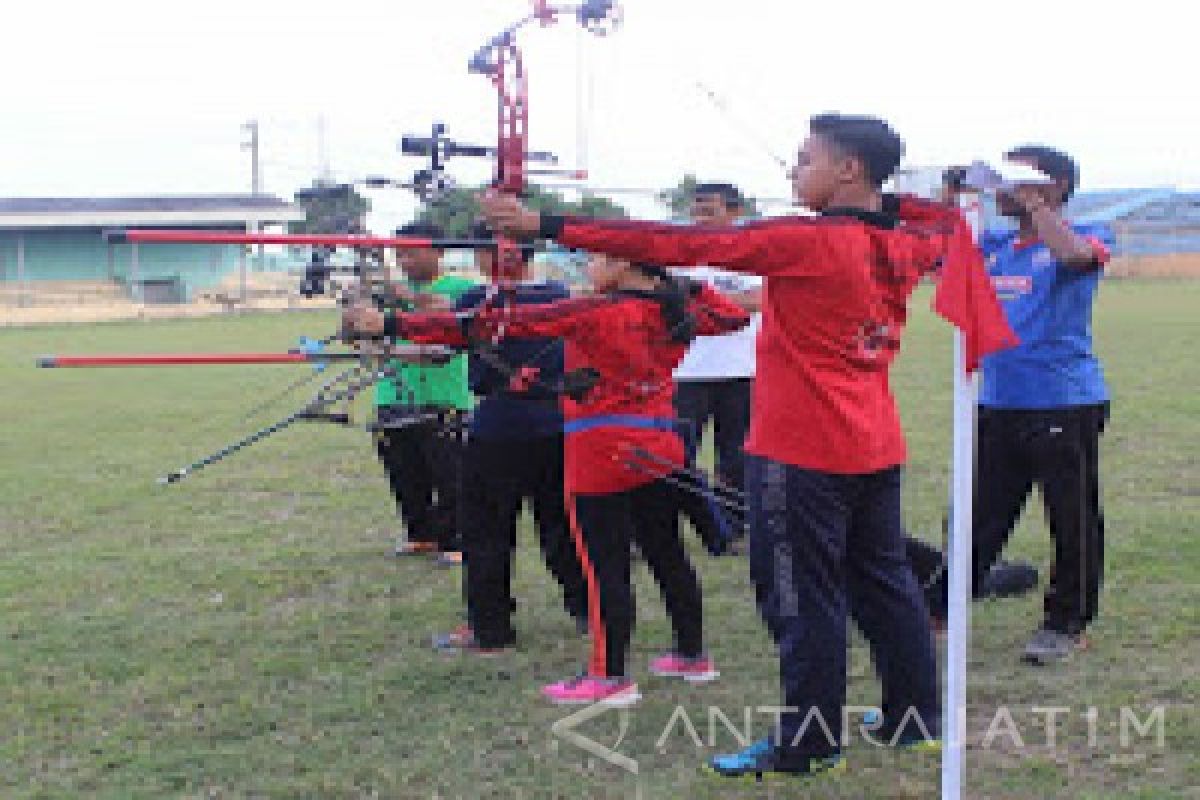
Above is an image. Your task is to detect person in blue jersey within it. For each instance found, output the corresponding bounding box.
[945,146,1114,665]
[432,221,588,654]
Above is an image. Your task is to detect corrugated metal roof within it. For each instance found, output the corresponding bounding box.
[0,195,295,214]
[1064,189,1200,254]
[1068,190,1175,224]
[1067,189,1200,223]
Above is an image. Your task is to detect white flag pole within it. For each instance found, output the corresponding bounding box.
[942,194,984,800]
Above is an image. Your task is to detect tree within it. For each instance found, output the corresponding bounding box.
[290,183,372,234]
[656,174,700,218]
[573,192,628,220]
[415,186,628,236]
[412,188,479,238]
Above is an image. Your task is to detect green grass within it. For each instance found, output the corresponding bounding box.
[1,282,1197,799]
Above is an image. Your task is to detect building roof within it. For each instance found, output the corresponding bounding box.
[1067,189,1200,255]
[1068,189,1200,226]
[0,194,305,229]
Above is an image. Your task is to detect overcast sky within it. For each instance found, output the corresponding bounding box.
[1,0,1193,228]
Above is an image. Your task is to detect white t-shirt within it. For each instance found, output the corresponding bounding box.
[672,266,762,380]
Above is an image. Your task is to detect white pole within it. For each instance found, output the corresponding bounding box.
[242,120,264,276]
[941,331,977,799]
[941,194,984,800]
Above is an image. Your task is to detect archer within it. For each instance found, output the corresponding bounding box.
[473,112,1019,782]
[432,226,592,657]
[375,222,478,563]
[344,250,751,704]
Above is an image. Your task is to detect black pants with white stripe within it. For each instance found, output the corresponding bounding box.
[747,457,939,764]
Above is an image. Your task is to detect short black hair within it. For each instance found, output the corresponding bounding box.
[395,221,446,240]
[693,182,743,210]
[1004,145,1079,202]
[469,219,534,265]
[809,113,904,187]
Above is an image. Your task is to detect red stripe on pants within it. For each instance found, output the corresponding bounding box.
[565,487,608,678]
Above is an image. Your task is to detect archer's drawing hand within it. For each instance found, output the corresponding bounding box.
[478,191,541,239]
[385,282,418,308]
[412,293,451,311]
[341,303,387,338]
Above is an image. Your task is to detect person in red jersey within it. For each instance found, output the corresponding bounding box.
[476,113,1016,781]
[343,253,750,706]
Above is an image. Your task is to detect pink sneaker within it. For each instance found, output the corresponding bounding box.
[649,653,720,683]
[541,675,640,706]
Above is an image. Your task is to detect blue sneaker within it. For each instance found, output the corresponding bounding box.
[709,737,773,774]
[707,738,844,782]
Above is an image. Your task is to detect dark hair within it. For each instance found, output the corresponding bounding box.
[634,263,697,345]
[395,221,446,240]
[809,113,904,187]
[1004,145,1079,202]
[693,182,743,211]
[469,219,534,264]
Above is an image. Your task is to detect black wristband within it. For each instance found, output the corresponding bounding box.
[383,311,399,339]
[539,213,566,240]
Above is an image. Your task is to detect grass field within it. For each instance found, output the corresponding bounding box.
[2,282,1197,799]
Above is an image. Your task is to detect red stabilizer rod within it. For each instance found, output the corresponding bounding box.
[107,229,496,249]
[36,352,363,368]
[112,230,433,247]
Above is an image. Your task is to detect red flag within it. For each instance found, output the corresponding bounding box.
[898,196,1019,371]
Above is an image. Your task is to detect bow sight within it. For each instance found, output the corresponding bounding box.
[290,183,374,299]
[400,123,561,203]
[396,0,621,280]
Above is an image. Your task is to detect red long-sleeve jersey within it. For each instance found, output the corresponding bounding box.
[394,283,750,494]
[544,199,961,474]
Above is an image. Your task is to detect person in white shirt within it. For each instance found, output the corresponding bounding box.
[671,183,762,548]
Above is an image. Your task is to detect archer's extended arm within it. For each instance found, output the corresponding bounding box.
[539,215,835,278]
[386,294,612,344]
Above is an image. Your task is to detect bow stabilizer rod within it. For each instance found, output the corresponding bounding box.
[37,345,456,369]
[156,363,387,485]
[105,229,499,249]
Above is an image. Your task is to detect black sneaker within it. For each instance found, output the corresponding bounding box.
[431,624,513,656]
[1021,627,1088,665]
[979,560,1039,598]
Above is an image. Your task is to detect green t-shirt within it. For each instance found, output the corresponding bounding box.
[374,273,477,410]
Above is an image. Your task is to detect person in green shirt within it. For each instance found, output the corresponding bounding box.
[375,222,477,563]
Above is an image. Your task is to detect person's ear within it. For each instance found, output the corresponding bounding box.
[1053,179,1071,205]
[838,154,863,185]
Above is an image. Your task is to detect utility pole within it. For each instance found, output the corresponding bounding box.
[316,114,332,185]
[242,119,261,194]
[241,119,262,302]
